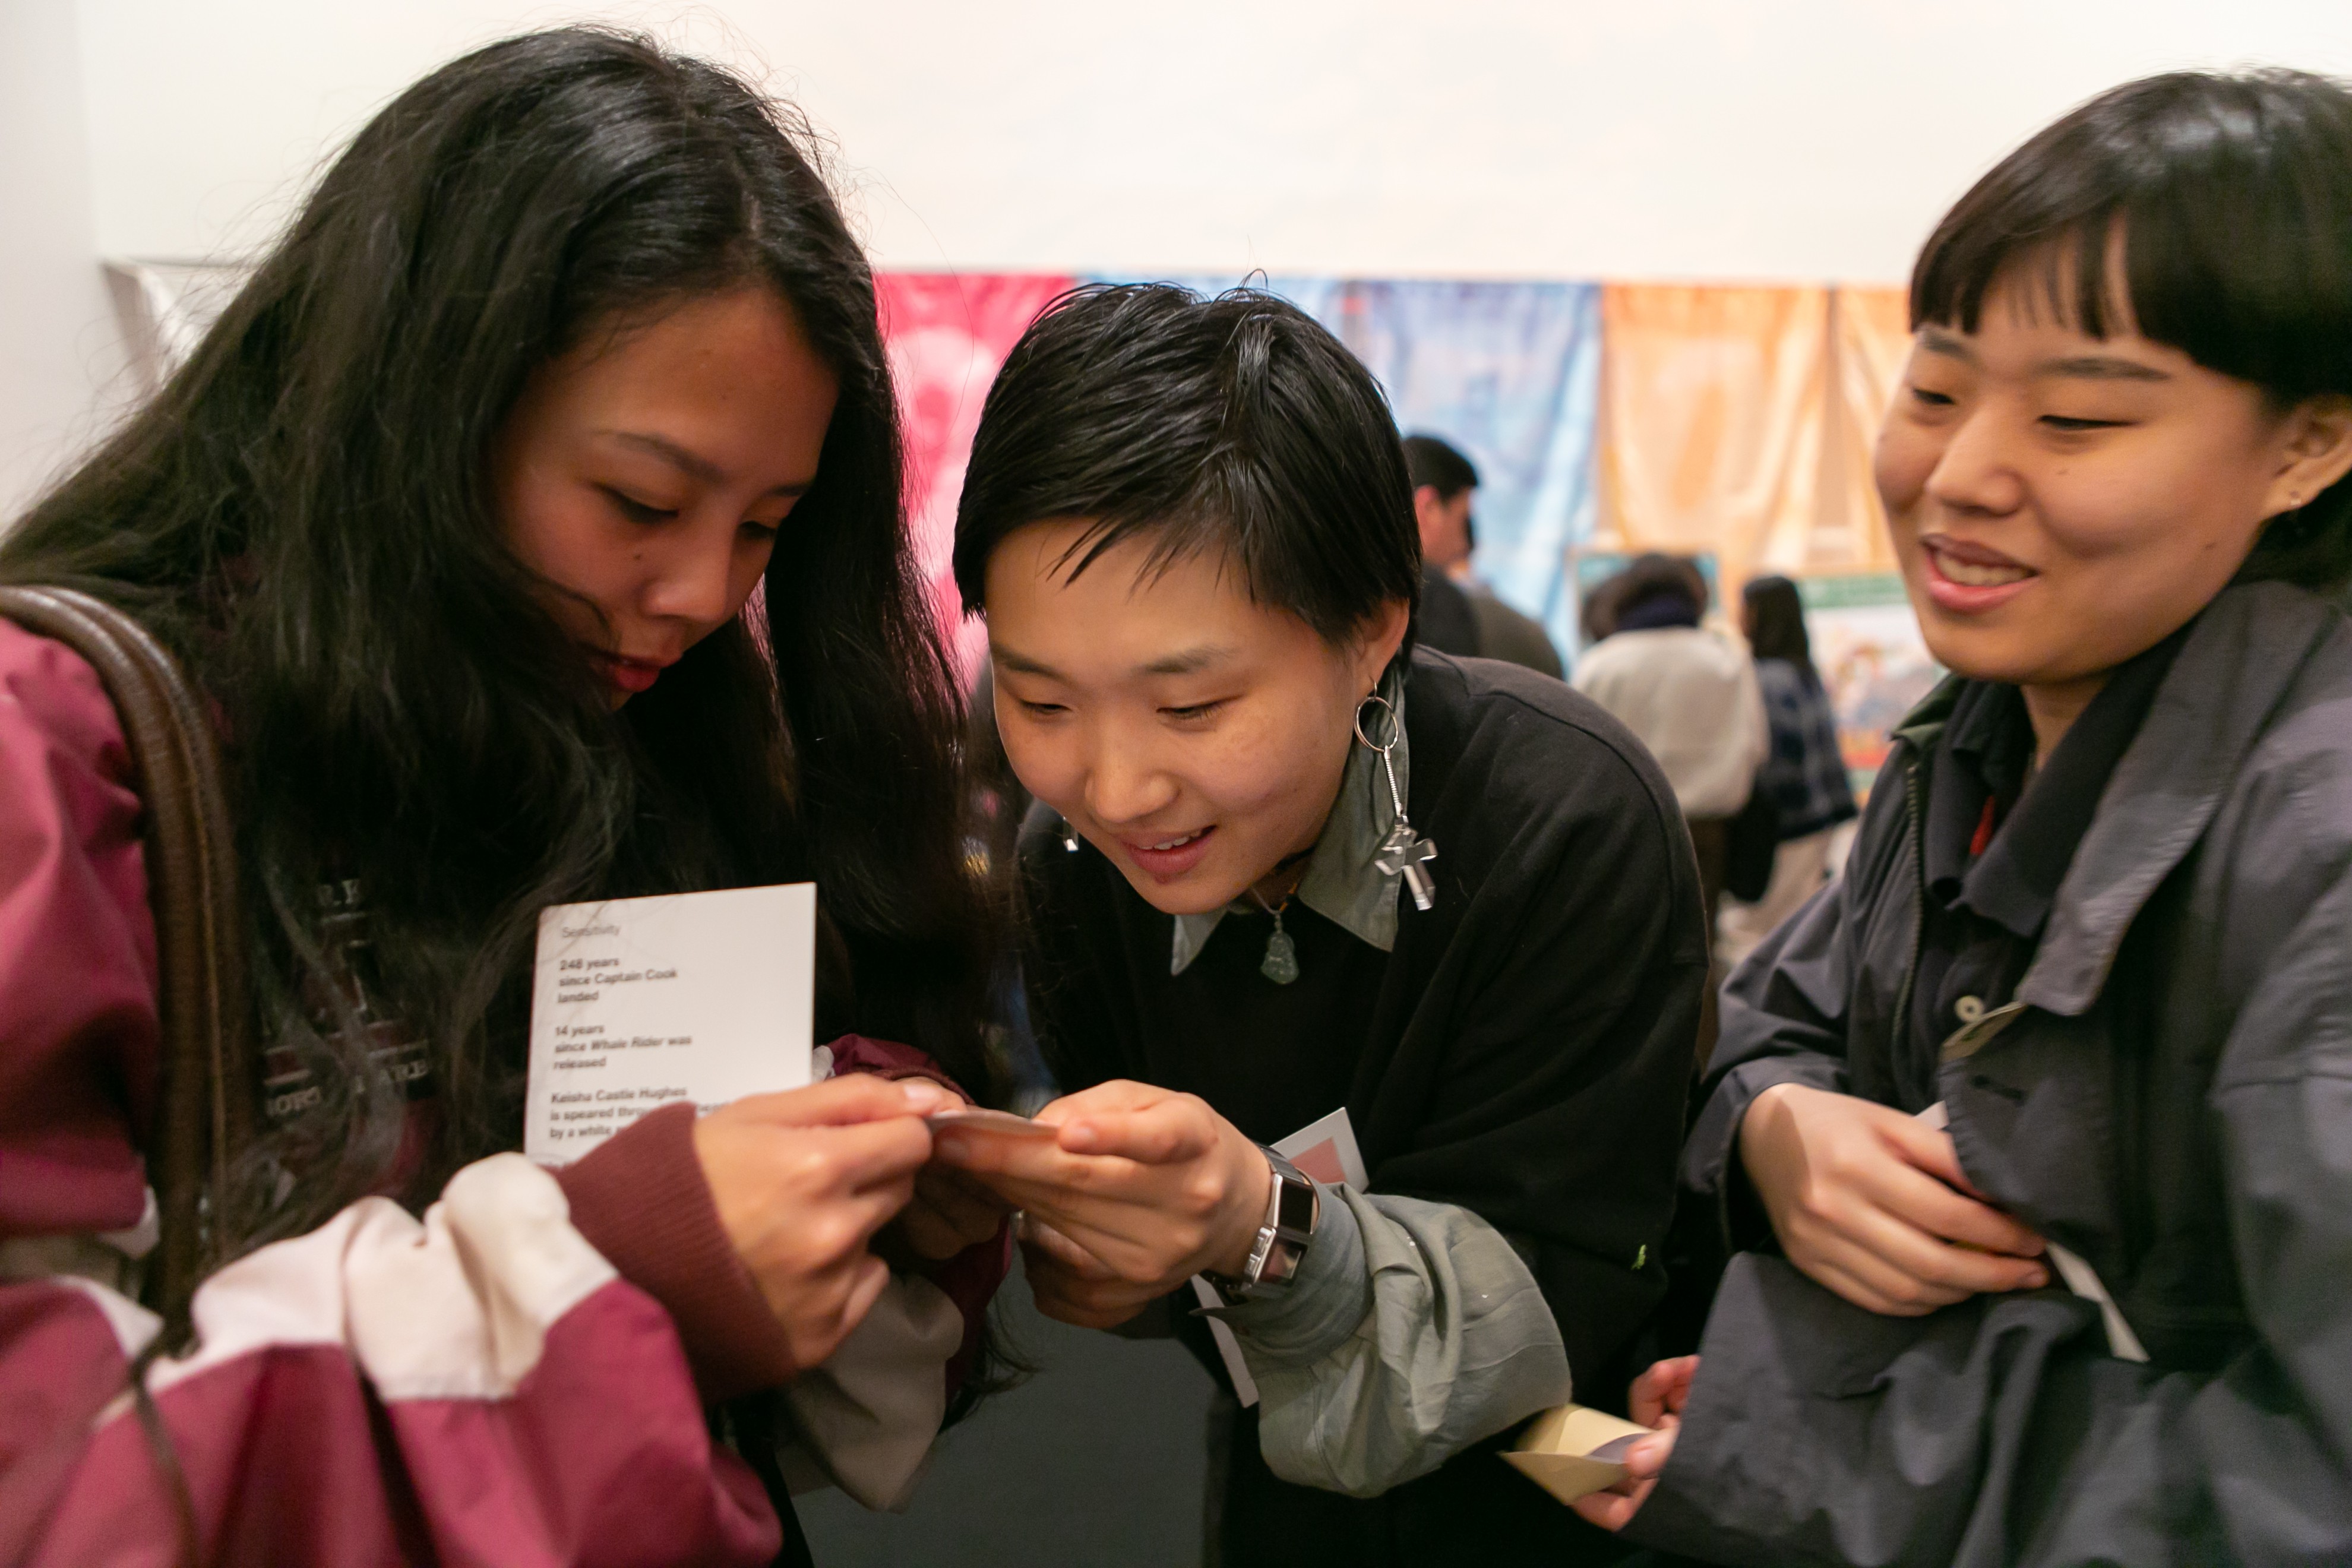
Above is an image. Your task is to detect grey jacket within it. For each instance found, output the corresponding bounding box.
[1637,583,2352,1567]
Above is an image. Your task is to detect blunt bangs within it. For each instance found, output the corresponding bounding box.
[1910,68,2352,588]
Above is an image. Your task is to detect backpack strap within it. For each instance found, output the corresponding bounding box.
[0,585,254,1331]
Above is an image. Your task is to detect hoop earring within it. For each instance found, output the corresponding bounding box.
[1355,693,1437,911]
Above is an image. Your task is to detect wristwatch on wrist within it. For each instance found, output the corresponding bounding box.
[1203,1146,1320,1304]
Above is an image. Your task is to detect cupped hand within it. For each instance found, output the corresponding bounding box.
[892,1164,1015,1262]
[1017,1215,1159,1329]
[691,1073,956,1368]
[1570,1356,1698,1532]
[927,1079,1271,1327]
[1738,1083,2049,1316]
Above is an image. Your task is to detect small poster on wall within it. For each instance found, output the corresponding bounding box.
[1797,573,1942,799]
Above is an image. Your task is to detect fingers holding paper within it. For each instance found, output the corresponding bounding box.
[1018,1216,1161,1329]
[895,1165,1016,1262]
[1629,1354,1699,1428]
[1568,1357,1697,1533]
[929,1079,1273,1320]
[693,1074,951,1369]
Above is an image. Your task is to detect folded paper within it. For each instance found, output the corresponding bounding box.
[1503,1402,1656,1506]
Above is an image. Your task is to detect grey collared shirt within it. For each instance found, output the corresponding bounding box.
[1171,677,1411,975]
[1167,673,1574,1496]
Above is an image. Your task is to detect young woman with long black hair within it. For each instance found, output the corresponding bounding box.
[0,30,1004,1565]
[1717,575,1858,968]
[1578,70,2352,1565]
[935,284,1703,1565]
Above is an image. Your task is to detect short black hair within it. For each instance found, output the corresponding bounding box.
[1583,552,1705,642]
[1402,434,1480,500]
[1912,68,2352,589]
[953,283,1422,649]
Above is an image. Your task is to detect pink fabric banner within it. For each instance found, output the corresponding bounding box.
[876,273,1075,676]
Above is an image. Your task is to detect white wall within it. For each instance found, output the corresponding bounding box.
[0,2,121,521]
[13,0,2352,507]
[73,0,2352,283]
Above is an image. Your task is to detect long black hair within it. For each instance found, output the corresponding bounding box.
[1741,574,1816,682]
[1912,68,2352,590]
[0,28,992,1244]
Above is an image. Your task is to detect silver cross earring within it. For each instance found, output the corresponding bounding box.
[1355,694,1437,911]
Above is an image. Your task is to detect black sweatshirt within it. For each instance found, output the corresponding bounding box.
[1016,649,1706,1564]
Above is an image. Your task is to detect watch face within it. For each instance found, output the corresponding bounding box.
[1267,1158,1317,1236]
[1275,1183,1316,1234]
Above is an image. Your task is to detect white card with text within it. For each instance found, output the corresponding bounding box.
[524,883,815,1165]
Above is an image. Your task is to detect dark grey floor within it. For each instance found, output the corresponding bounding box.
[799,1253,1218,1567]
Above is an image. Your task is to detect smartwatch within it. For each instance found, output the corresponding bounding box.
[1203,1146,1319,1304]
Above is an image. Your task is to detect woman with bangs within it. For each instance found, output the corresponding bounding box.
[1578,70,2352,1564]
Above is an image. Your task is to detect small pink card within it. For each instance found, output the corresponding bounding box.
[1272,1107,1368,1190]
[925,1107,1061,1140]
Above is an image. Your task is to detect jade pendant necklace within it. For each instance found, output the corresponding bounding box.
[1248,886,1300,985]
[1247,852,1310,984]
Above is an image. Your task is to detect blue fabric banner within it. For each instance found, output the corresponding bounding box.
[1333,281,1601,658]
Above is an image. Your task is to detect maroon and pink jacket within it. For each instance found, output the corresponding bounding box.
[0,619,1007,1564]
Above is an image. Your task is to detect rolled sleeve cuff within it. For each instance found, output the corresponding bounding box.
[1203,1184,1372,1368]
[554,1102,795,1404]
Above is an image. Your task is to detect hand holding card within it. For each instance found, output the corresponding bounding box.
[1554,1355,1696,1531]
[691,1074,952,1368]
[930,1079,1272,1328]
[894,1161,1017,1262]
[526,884,819,1164]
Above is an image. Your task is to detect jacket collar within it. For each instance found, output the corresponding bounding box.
[1893,583,2340,1017]
[2025,583,2338,1014]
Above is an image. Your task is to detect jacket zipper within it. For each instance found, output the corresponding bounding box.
[2110,918,2154,1286]
[1890,744,1929,1104]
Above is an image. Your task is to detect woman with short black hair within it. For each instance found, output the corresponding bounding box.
[936,283,1702,1564]
[1579,69,2352,1565]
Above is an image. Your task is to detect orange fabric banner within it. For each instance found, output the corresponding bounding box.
[1819,286,1912,576]
[1595,283,1829,603]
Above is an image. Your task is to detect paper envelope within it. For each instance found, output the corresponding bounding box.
[1502,1403,1656,1506]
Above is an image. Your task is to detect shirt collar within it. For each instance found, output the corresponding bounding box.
[1925,627,2189,940]
[1170,669,1411,975]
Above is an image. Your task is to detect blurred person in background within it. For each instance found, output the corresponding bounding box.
[1573,553,1768,964]
[1403,436,1482,660]
[1403,434,1566,678]
[1718,575,1858,968]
